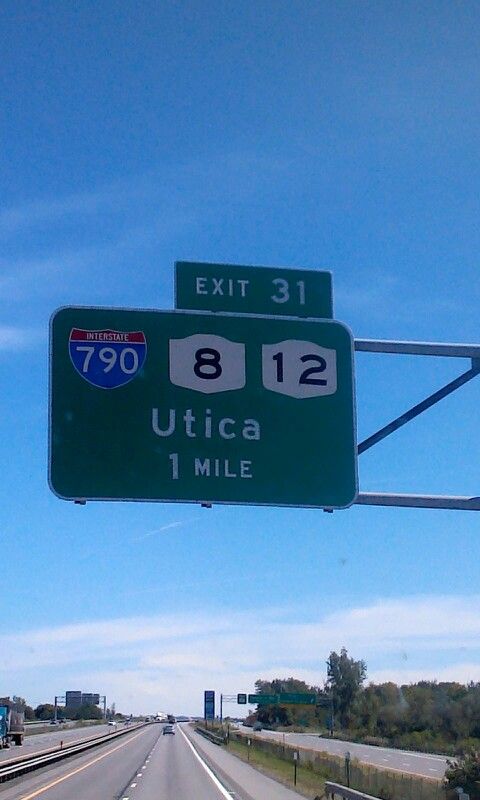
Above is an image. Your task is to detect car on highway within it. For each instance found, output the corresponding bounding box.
[107,721,117,727]
[162,724,175,735]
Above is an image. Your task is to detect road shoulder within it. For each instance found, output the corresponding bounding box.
[181,725,309,800]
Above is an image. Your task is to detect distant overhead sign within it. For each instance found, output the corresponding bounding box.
[237,693,247,704]
[50,306,357,509]
[248,694,278,705]
[278,693,317,705]
[175,261,333,319]
[248,693,317,705]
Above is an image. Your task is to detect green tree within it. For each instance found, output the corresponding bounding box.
[11,696,35,719]
[253,677,321,729]
[35,703,56,720]
[445,750,480,796]
[74,703,103,721]
[326,648,367,726]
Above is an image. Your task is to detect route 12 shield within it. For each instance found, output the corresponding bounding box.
[69,328,147,389]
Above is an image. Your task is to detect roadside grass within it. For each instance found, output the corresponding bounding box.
[25,720,104,737]
[226,735,326,798]
[199,724,445,800]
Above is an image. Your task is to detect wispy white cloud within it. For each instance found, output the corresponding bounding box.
[1,151,287,238]
[0,150,292,303]
[0,325,40,352]
[0,176,154,236]
[132,517,201,542]
[4,594,480,713]
[0,217,179,302]
[369,663,480,686]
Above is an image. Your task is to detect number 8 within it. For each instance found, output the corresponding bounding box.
[193,348,222,379]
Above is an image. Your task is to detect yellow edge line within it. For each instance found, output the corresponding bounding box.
[18,729,147,800]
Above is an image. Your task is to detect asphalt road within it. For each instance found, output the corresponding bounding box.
[0,724,118,763]
[239,726,448,778]
[183,724,306,800]
[0,724,306,800]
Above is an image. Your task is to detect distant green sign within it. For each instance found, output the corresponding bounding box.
[248,694,278,705]
[175,261,333,319]
[278,693,316,705]
[49,306,357,508]
[248,693,317,705]
[237,694,247,704]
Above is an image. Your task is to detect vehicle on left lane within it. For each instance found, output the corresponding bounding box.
[162,724,175,735]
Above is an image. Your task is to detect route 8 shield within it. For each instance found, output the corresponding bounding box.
[169,333,246,393]
[69,328,147,389]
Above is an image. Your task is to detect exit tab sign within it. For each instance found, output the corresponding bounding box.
[175,261,333,319]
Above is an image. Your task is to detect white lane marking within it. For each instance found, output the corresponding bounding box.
[178,726,233,799]
[130,783,137,788]
[137,773,142,777]
[429,768,439,772]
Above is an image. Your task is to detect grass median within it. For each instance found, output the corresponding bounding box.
[226,734,326,798]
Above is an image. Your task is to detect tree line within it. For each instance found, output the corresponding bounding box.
[4,696,107,721]
[248,648,480,755]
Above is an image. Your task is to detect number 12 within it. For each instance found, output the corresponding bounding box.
[272,352,327,385]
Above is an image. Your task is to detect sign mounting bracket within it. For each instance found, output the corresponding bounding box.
[353,338,480,511]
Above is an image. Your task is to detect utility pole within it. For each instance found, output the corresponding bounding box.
[325,660,335,736]
[219,694,237,724]
[54,695,65,723]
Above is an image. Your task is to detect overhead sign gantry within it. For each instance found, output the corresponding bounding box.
[49,260,480,511]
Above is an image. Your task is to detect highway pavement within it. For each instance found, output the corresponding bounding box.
[0,723,306,800]
[183,724,306,800]
[239,726,448,778]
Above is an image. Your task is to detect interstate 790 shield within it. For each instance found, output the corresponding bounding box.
[49,306,358,508]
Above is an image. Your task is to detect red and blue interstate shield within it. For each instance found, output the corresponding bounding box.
[69,328,147,389]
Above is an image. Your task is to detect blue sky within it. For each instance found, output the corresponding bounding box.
[1,0,480,715]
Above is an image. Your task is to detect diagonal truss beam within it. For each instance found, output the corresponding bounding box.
[358,363,480,455]
[353,339,480,511]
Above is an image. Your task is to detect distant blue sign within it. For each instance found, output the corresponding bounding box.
[204,690,215,720]
[69,328,147,389]
[0,706,8,738]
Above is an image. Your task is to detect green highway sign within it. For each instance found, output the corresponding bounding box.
[175,261,333,319]
[277,693,316,705]
[248,693,317,705]
[248,694,278,705]
[49,306,357,507]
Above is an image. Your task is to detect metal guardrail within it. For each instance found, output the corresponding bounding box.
[0,723,148,783]
[194,726,226,746]
[325,781,383,800]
